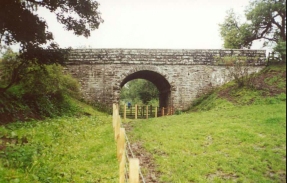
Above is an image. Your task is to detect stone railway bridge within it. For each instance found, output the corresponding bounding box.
[66,49,266,110]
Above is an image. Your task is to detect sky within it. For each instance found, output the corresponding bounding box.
[37,0,266,50]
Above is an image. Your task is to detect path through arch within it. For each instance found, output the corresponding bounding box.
[120,70,172,109]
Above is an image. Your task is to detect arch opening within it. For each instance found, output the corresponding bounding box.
[120,70,172,109]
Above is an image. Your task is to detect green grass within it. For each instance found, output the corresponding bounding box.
[0,64,285,182]
[263,65,286,90]
[0,106,118,182]
[128,65,286,182]
[129,102,286,182]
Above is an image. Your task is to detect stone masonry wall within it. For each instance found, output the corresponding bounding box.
[66,49,266,110]
[67,49,266,65]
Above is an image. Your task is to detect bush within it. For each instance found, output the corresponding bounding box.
[0,61,80,123]
[18,63,80,98]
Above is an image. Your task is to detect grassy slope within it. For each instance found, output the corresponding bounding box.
[0,101,118,183]
[0,65,285,183]
[130,103,286,182]
[129,65,286,182]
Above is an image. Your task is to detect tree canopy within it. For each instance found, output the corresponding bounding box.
[0,0,102,49]
[219,0,286,60]
[120,79,159,105]
[0,0,103,91]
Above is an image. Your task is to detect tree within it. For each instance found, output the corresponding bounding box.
[0,0,103,92]
[219,0,286,61]
[120,79,159,105]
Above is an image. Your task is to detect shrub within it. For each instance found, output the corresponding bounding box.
[19,64,80,98]
[0,56,81,122]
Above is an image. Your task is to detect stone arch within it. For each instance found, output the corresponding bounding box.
[114,66,173,108]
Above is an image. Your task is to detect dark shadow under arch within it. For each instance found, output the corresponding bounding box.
[120,70,171,108]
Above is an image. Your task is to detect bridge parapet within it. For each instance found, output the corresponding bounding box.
[67,49,266,65]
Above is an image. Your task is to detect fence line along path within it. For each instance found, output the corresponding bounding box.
[119,104,175,120]
[113,103,146,183]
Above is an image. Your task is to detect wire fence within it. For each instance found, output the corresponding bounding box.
[114,104,176,182]
[113,103,146,183]
[125,133,146,183]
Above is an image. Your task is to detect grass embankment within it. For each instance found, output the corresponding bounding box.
[0,101,118,183]
[128,65,286,182]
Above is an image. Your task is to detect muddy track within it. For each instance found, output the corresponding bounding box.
[123,122,160,183]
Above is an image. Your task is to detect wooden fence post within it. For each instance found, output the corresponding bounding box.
[117,128,126,161]
[118,128,126,183]
[115,115,121,141]
[135,105,138,119]
[113,104,117,129]
[155,107,157,118]
[123,105,126,121]
[113,103,116,114]
[119,152,126,183]
[113,104,119,130]
[129,158,139,183]
[146,105,148,119]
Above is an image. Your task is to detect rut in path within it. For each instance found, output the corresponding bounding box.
[124,123,161,183]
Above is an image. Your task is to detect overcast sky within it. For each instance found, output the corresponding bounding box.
[38,0,266,50]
